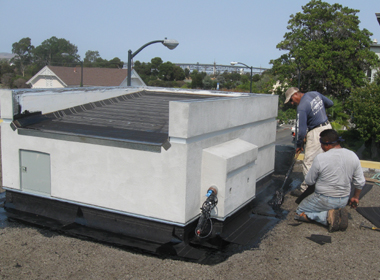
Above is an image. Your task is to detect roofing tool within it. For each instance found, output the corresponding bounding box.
[269,149,302,210]
[359,222,380,232]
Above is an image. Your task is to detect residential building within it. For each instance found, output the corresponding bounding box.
[369,40,380,83]
[27,66,146,88]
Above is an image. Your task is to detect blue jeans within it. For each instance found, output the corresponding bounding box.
[296,192,349,225]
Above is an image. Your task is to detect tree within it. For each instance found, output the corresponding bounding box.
[133,60,152,82]
[255,71,279,94]
[158,62,175,81]
[33,36,78,66]
[151,57,163,70]
[325,96,349,129]
[1,73,14,88]
[252,74,261,82]
[202,75,213,89]
[172,65,185,81]
[0,59,15,77]
[184,68,190,79]
[270,0,379,99]
[157,62,185,81]
[374,71,380,85]
[84,50,100,64]
[216,75,225,89]
[13,77,30,88]
[190,70,205,89]
[108,57,124,69]
[350,83,380,159]
[11,37,34,77]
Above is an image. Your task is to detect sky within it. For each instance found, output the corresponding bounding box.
[1,0,379,69]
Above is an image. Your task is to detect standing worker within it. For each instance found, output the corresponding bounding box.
[295,129,365,232]
[284,87,333,197]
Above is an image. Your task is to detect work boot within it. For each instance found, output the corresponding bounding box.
[339,208,349,231]
[291,187,304,197]
[327,209,340,232]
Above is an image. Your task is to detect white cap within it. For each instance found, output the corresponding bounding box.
[284,87,299,104]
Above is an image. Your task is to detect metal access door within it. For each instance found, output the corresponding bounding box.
[20,150,51,196]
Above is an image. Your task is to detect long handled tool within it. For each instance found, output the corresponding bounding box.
[269,149,302,209]
[360,222,380,232]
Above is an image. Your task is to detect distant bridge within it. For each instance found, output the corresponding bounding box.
[175,62,269,75]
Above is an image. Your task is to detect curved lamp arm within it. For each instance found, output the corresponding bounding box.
[127,39,179,86]
[230,61,253,93]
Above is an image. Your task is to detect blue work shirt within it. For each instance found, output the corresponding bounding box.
[296,91,333,148]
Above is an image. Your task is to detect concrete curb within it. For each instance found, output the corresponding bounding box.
[296,153,380,173]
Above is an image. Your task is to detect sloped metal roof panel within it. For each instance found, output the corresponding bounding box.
[12,90,220,152]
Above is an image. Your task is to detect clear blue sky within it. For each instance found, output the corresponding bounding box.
[1,0,379,68]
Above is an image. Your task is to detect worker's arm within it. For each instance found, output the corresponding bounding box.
[348,162,365,209]
[352,163,366,190]
[304,157,320,186]
[321,94,334,109]
[296,110,307,150]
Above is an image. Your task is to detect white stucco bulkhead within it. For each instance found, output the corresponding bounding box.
[0,87,278,225]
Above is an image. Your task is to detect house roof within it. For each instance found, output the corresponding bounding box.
[47,66,129,87]
[11,90,226,152]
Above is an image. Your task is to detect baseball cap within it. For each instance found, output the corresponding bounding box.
[284,87,299,104]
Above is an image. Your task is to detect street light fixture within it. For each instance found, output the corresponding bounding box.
[127,38,179,86]
[230,61,253,93]
[290,57,300,89]
[62,53,84,87]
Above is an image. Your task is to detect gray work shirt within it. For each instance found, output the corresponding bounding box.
[305,147,365,197]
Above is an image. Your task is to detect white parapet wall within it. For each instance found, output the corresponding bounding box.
[0,87,278,225]
[0,87,143,118]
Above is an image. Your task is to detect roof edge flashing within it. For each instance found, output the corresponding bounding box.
[17,128,165,153]
[144,86,250,97]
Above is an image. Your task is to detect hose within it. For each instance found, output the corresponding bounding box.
[195,187,218,238]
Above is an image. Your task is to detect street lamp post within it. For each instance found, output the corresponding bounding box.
[62,53,84,87]
[127,38,179,86]
[290,57,300,89]
[296,65,300,89]
[230,61,253,93]
[290,57,301,149]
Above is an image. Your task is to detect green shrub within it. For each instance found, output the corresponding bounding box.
[339,129,364,153]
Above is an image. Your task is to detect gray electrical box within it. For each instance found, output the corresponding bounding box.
[20,150,51,196]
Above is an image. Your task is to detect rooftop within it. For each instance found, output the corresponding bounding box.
[12,90,232,151]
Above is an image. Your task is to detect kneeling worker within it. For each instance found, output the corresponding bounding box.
[295,129,365,232]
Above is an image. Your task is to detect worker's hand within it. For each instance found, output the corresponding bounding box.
[296,147,303,154]
[349,197,359,209]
